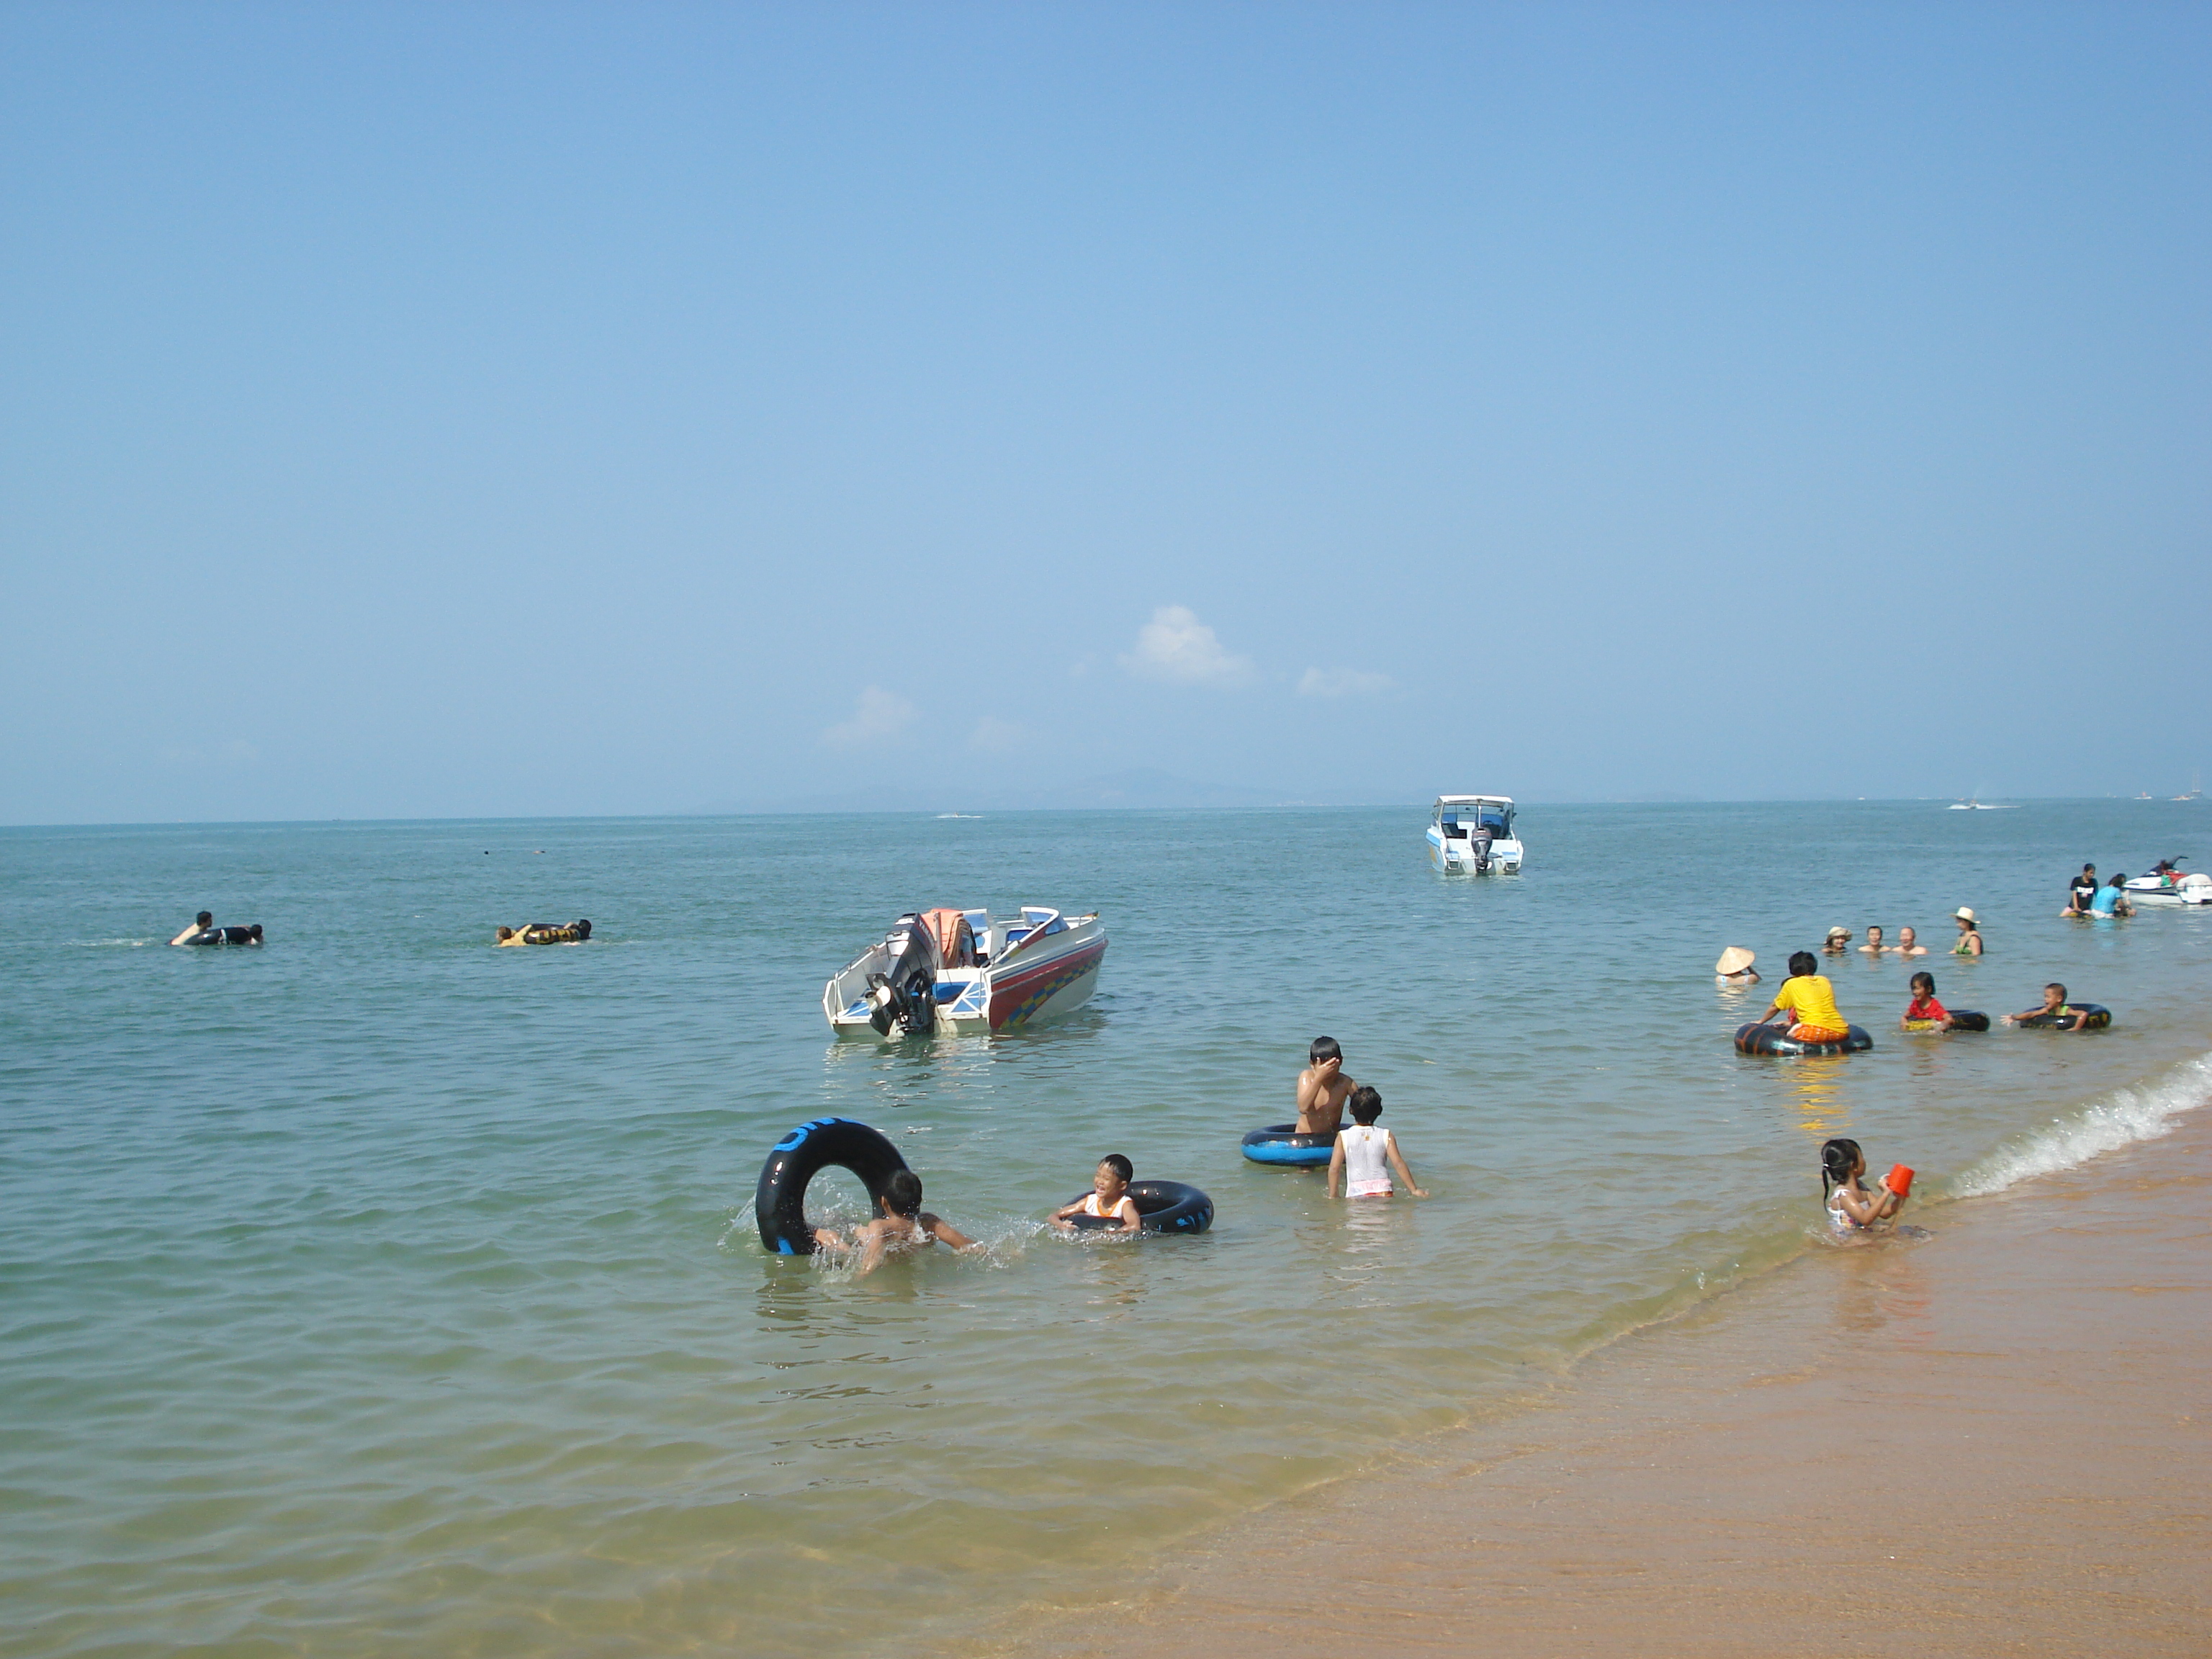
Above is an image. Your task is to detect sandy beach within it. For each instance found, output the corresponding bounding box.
[1014,1107,2212,1659]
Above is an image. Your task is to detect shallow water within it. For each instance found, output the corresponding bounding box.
[4,802,2209,1658]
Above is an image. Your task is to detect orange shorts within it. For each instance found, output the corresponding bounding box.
[1789,1024,1849,1044]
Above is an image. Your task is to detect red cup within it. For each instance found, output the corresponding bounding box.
[1886,1163,1915,1197]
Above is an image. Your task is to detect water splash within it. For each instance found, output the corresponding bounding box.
[1951,1053,2212,1197]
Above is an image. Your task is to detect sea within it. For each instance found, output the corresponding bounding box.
[4,801,2209,1658]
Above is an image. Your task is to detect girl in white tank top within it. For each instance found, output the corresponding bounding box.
[1326,1088,1429,1200]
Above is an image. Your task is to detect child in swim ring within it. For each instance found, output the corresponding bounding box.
[2003,983,2095,1030]
[1821,1138,1906,1233]
[1326,1086,1428,1199]
[1900,971,1951,1032]
[1051,1154,1141,1233]
[812,1169,977,1274]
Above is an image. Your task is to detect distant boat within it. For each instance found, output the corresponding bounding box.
[2177,772,2204,803]
[1948,797,2017,811]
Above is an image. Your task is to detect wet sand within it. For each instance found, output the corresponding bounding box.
[1012,1112,2212,1658]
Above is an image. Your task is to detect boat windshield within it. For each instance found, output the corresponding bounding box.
[1439,801,1513,835]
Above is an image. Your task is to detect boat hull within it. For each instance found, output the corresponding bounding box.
[823,912,1107,1036]
[1427,827,1524,874]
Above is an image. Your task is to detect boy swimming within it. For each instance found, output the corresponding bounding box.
[811,1169,977,1274]
[1051,1154,1142,1233]
[1295,1037,1357,1135]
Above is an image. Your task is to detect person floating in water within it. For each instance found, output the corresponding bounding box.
[1752,951,1851,1045]
[2063,863,2099,916]
[1295,1036,1357,1136]
[1899,971,1962,1032]
[170,912,262,945]
[1950,908,1983,955]
[1822,1137,1907,1233]
[1892,926,1927,957]
[1051,1154,1141,1233]
[1858,926,1887,955]
[1326,1086,1427,1199]
[812,1169,976,1274]
[1714,946,1760,983]
[1822,926,1852,954]
[495,920,593,945]
[2003,983,2098,1031]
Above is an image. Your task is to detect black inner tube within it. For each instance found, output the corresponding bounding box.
[1063,1179,1213,1235]
[755,1118,912,1256]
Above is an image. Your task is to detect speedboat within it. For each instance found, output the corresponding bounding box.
[2124,863,2211,907]
[1427,795,1523,874]
[822,907,1107,1036]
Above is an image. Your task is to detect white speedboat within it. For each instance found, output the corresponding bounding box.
[1427,795,1523,874]
[2123,865,2211,907]
[822,907,1107,1036]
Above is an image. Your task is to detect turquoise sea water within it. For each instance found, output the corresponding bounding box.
[5,802,2210,1658]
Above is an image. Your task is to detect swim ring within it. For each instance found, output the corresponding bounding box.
[1734,1022,1874,1056]
[754,1117,911,1256]
[2017,1004,2112,1030]
[1240,1124,1339,1166]
[526,920,591,943]
[1063,1179,1214,1235]
[185,925,263,946]
[1904,1010,1990,1033]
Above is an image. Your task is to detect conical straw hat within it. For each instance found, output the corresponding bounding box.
[1715,946,1755,975]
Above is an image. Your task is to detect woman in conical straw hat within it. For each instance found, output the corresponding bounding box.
[1714,946,1760,983]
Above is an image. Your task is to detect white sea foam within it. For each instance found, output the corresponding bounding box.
[1951,1053,2212,1198]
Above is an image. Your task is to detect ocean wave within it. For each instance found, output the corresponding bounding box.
[1951,1052,2212,1197]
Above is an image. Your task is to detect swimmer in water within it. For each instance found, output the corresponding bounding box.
[1714,946,1761,983]
[2002,983,2095,1030]
[1950,909,1983,956]
[1051,1154,1141,1233]
[1752,951,1851,1045]
[811,1169,976,1274]
[169,911,215,946]
[1822,926,1852,954]
[1326,1086,1427,1199]
[1858,925,1886,955]
[1892,926,1927,957]
[1822,1137,1905,1233]
[1899,970,1955,1032]
[1295,1036,1357,1136]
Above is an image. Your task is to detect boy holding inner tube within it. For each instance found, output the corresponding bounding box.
[812,1169,978,1273]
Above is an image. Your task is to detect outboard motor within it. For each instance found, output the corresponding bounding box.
[1468,830,1493,872]
[864,911,942,1036]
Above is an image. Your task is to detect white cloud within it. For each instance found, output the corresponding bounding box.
[823,686,918,748]
[1298,667,1395,698]
[968,716,1025,752]
[1119,605,1255,687]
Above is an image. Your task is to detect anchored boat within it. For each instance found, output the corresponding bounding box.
[822,907,1107,1036]
[1427,795,1524,874]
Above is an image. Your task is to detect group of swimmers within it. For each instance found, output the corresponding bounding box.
[807,1037,1426,1273]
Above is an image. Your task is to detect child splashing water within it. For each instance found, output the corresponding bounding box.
[1821,1138,1907,1235]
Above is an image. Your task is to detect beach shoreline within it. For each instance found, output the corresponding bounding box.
[1004,1104,2212,1658]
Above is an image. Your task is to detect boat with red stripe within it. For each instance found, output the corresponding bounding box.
[822,906,1107,1036]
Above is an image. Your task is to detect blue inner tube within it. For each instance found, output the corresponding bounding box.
[1063,1179,1213,1235]
[1734,1022,1874,1056]
[1241,1123,1339,1166]
[755,1117,911,1256]
[2018,1003,2112,1030]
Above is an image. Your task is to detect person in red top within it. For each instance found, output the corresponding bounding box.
[1900,971,1953,1032]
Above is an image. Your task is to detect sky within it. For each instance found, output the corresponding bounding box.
[2,2,2207,823]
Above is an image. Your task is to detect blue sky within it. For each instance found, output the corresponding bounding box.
[3,3,2206,822]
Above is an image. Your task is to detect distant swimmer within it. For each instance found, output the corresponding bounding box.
[1295,1036,1357,1136]
[1949,908,1983,956]
[495,920,593,945]
[1858,926,1887,955]
[811,1169,976,1274]
[170,912,263,946]
[1821,1137,1908,1234]
[1892,926,1927,957]
[1326,1086,1427,1199]
[1051,1154,1141,1233]
[1714,946,1761,983]
[1751,951,1851,1045]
